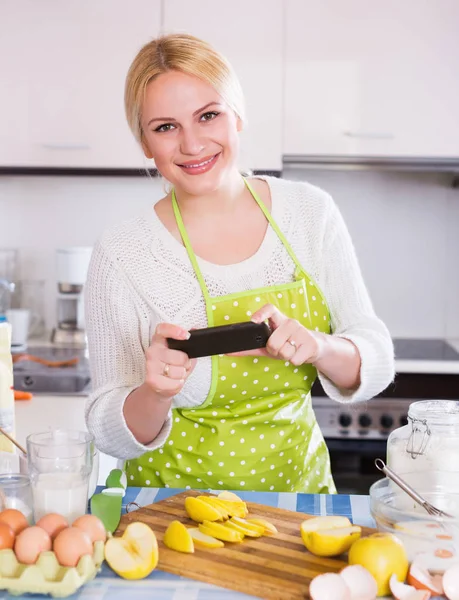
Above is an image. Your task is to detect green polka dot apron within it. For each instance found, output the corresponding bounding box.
[126,180,336,493]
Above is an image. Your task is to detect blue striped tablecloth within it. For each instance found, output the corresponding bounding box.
[0,490,374,600]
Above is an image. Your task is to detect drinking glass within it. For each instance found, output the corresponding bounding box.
[0,474,33,524]
[27,430,94,523]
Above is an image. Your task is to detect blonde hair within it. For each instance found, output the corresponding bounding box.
[124,33,246,146]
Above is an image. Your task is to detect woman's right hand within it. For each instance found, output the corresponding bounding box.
[145,323,196,399]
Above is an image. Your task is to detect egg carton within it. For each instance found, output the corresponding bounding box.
[0,540,104,598]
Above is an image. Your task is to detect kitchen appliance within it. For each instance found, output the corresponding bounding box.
[12,346,90,394]
[51,247,92,347]
[117,490,375,600]
[312,338,459,494]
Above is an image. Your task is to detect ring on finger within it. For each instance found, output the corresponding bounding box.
[163,363,170,377]
[288,339,296,347]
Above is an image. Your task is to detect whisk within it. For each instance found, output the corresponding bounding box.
[374,458,454,519]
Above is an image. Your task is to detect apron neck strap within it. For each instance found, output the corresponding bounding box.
[171,178,304,301]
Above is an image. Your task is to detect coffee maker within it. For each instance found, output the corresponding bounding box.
[51,247,92,346]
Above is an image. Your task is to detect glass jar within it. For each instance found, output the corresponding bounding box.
[387,400,459,487]
[0,474,34,524]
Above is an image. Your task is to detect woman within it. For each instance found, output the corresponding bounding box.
[85,33,394,493]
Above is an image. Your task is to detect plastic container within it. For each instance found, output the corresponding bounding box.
[387,400,459,489]
[0,318,15,453]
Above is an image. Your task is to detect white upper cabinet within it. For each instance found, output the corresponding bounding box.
[0,0,160,168]
[163,0,283,171]
[284,0,459,158]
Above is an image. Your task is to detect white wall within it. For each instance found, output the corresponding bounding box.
[1,169,458,339]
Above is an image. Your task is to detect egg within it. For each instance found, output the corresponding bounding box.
[0,508,28,535]
[340,565,377,600]
[309,573,351,600]
[72,514,107,543]
[14,526,52,564]
[0,522,15,549]
[53,527,93,567]
[36,513,69,540]
[443,563,459,600]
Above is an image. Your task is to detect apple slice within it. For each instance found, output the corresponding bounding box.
[218,491,243,502]
[199,521,244,543]
[247,518,278,535]
[105,522,158,580]
[185,496,222,523]
[197,496,229,520]
[300,516,360,557]
[188,528,224,549]
[163,520,194,553]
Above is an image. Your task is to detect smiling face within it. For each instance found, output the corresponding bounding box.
[141,70,243,197]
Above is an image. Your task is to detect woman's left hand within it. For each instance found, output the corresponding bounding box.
[229,304,326,365]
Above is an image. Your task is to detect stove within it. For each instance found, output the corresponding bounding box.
[311,338,459,493]
[12,346,91,394]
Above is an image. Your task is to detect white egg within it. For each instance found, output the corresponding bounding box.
[340,565,377,600]
[309,572,351,600]
[443,563,459,600]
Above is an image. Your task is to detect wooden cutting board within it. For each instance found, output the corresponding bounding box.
[115,490,375,600]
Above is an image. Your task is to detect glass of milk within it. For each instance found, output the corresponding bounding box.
[26,430,94,523]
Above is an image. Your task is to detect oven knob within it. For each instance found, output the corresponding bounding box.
[380,414,394,429]
[358,414,372,428]
[400,414,408,426]
[338,414,352,427]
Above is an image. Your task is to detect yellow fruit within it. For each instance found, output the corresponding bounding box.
[105,522,158,580]
[188,528,224,549]
[215,499,248,518]
[348,533,409,597]
[228,517,265,536]
[247,518,278,535]
[218,491,243,502]
[300,516,360,557]
[199,521,244,543]
[185,496,222,523]
[305,525,361,557]
[163,520,194,553]
[225,521,264,537]
[197,496,229,519]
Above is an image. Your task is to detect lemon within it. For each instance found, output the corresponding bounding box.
[163,520,194,553]
[247,518,278,535]
[189,528,224,548]
[199,520,244,542]
[105,522,158,580]
[185,496,222,523]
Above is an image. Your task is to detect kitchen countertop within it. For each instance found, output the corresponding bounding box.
[0,489,376,600]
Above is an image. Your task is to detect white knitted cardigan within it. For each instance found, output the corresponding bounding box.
[84,176,394,460]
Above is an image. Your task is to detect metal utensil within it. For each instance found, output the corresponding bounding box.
[375,458,454,519]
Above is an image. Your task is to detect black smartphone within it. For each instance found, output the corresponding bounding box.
[166,321,271,358]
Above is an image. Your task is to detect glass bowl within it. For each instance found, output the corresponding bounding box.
[370,470,459,572]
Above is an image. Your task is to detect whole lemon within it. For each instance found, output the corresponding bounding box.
[348,532,409,596]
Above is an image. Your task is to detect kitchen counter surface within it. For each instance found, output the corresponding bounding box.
[0,488,376,600]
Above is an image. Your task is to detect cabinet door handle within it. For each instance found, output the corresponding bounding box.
[343,131,395,140]
[41,143,91,150]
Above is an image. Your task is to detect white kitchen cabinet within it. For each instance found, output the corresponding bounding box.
[0,0,160,168]
[284,0,459,159]
[163,0,283,171]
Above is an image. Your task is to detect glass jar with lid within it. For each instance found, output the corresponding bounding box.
[387,400,459,487]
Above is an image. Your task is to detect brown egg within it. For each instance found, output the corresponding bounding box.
[0,509,28,535]
[0,522,15,549]
[14,526,52,564]
[36,513,69,541]
[53,527,93,567]
[72,515,107,543]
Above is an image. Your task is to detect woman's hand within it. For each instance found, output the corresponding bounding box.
[230,304,326,366]
[145,323,196,398]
